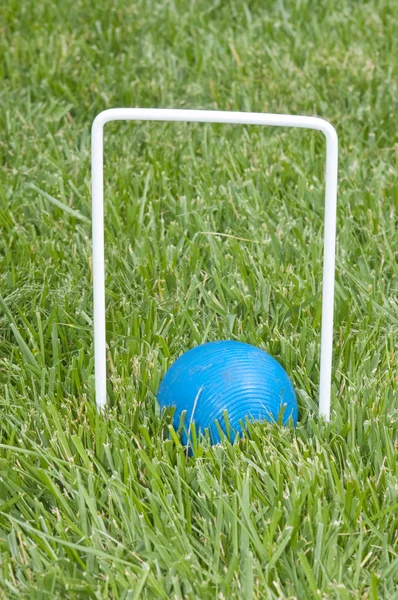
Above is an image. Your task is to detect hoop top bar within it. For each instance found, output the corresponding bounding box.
[92,108,337,143]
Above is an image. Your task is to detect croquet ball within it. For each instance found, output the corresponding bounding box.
[157,340,297,444]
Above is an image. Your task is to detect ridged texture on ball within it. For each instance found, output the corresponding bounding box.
[157,340,298,444]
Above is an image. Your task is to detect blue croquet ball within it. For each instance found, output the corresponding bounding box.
[157,340,298,444]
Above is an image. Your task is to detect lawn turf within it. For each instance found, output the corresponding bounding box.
[0,0,398,597]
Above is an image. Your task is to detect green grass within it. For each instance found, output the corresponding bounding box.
[0,0,398,597]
